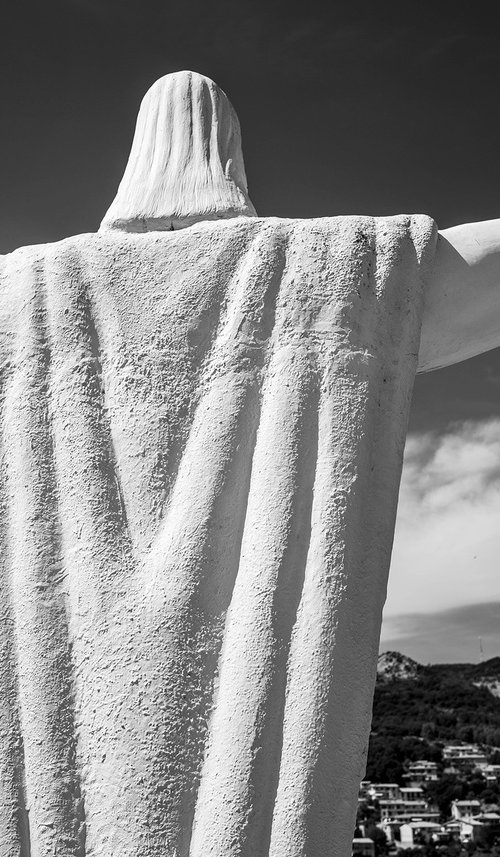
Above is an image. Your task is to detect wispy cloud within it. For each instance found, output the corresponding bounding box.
[382,418,500,660]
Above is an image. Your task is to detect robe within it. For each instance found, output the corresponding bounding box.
[0,213,436,857]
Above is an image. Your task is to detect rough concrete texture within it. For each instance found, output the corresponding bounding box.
[0,212,436,856]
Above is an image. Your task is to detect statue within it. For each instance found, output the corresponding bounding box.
[0,70,498,857]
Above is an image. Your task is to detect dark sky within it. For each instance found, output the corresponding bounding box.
[2,0,500,432]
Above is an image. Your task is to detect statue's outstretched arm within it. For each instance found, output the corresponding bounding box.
[418,219,500,372]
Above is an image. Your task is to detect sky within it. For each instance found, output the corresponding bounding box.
[2,1,500,662]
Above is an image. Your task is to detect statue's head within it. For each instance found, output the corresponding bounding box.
[100,70,257,232]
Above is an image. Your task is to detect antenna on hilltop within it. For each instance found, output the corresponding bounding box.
[479,636,484,659]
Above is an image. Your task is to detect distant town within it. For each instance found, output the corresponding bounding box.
[354,653,500,857]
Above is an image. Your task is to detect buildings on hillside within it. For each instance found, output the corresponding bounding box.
[443,745,488,771]
[402,760,439,787]
[444,810,500,846]
[451,800,482,820]
[356,746,500,852]
[359,781,439,825]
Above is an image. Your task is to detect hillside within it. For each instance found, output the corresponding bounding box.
[366,652,500,784]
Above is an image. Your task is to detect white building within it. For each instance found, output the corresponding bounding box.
[443,745,488,770]
[402,761,439,787]
[371,784,400,800]
[482,764,500,784]
[379,799,439,824]
[400,821,442,848]
[399,787,424,801]
[451,800,482,820]
[352,838,376,857]
[378,819,400,843]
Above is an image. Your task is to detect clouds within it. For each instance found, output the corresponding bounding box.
[381,418,500,660]
[381,602,500,665]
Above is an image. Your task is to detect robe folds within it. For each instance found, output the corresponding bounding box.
[0,214,437,857]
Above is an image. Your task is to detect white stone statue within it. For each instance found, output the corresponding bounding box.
[0,70,499,857]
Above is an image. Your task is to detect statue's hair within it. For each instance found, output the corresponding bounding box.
[100,70,257,232]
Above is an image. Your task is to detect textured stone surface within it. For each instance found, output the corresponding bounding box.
[0,213,436,855]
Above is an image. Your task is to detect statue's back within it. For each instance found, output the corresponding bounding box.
[0,208,435,856]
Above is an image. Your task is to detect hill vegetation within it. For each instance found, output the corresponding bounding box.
[367,652,500,786]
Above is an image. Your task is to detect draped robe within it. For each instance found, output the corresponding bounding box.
[0,213,436,856]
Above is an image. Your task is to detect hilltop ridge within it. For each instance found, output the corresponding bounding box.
[377,651,500,684]
[377,650,421,681]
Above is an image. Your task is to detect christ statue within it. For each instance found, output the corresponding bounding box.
[0,70,499,857]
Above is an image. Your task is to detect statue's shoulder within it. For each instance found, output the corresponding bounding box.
[1,232,98,271]
[1,214,437,272]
